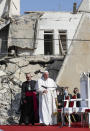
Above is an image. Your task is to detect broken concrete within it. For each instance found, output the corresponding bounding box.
[8,13,43,53]
[0,55,64,125]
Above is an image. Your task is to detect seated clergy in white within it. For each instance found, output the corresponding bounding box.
[35,71,57,125]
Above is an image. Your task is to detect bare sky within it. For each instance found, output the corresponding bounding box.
[21,0,82,14]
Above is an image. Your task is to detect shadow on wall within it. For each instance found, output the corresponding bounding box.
[7,93,21,125]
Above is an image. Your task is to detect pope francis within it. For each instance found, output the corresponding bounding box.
[35,71,57,126]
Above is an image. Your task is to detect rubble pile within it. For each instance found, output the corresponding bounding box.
[0,55,63,124]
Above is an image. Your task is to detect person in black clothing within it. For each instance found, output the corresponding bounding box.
[56,87,72,109]
[56,88,63,109]
[72,87,81,122]
[56,87,64,123]
[64,87,72,100]
[56,87,72,124]
[73,87,81,107]
[19,73,38,125]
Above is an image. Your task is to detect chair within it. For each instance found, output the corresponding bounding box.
[63,98,88,127]
[57,95,70,126]
[64,96,70,107]
[61,95,72,127]
[69,95,76,108]
[57,109,62,125]
[83,109,90,128]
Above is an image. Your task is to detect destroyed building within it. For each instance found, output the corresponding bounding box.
[0,0,81,57]
[0,0,89,90]
[0,0,83,81]
[0,0,89,124]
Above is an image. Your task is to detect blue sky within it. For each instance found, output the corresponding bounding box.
[21,0,82,14]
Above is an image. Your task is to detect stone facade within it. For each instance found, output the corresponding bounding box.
[0,55,63,124]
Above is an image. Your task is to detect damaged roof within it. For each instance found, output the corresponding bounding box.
[0,18,10,30]
[8,13,43,49]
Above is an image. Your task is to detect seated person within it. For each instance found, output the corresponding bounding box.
[56,87,72,124]
[73,87,81,107]
[56,87,72,108]
[70,87,81,122]
[64,87,72,107]
[74,87,81,107]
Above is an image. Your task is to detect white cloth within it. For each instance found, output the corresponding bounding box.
[80,79,88,107]
[35,77,57,125]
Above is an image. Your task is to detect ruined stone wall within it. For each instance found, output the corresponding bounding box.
[8,13,43,56]
[0,55,63,124]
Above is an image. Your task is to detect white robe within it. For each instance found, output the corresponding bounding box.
[35,77,57,125]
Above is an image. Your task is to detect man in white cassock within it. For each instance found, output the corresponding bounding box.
[35,71,57,126]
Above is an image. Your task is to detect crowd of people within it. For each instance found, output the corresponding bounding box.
[18,71,81,126]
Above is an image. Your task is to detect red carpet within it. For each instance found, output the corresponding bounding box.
[0,125,89,131]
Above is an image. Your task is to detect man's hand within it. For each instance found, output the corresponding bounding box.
[43,90,48,94]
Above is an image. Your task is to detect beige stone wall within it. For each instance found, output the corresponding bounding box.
[0,55,62,124]
[56,14,90,93]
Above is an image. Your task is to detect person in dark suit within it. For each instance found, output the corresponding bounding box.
[56,87,72,124]
[73,87,81,107]
[56,87,63,109]
[56,87,64,124]
[19,73,38,125]
[72,87,81,122]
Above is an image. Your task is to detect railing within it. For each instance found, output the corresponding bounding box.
[61,99,89,127]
